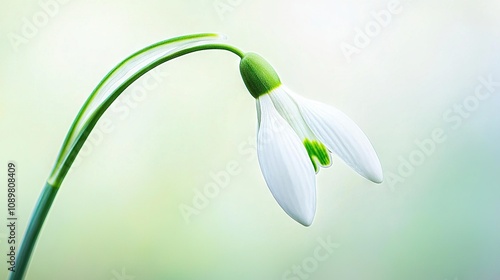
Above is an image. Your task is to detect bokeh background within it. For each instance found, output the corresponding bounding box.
[1,0,500,279]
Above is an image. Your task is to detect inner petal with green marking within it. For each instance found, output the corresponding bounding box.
[303,139,332,173]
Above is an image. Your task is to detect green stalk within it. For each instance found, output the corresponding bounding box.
[9,183,58,280]
[49,42,244,187]
[10,34,244,279]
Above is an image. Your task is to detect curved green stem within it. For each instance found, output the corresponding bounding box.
[48,42,244,187]
[9,183,58,280]
[11,35,245,280]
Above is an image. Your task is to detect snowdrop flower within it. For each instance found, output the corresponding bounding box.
[15,33,382,280]
[240,53,383,226]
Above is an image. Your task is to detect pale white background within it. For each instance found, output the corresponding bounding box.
[1,0,500,279]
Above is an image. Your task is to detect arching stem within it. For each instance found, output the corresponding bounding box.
[10,37,244,280]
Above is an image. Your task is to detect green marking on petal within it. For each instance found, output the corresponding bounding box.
[303,139,331,173]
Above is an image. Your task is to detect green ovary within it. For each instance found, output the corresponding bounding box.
[239,53,281,98]
[303,139,331,172]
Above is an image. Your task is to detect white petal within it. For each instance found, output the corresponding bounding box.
[289,90,383,183]
[268,87,333,172]
[268,86,316,140]
[256,94,316,226]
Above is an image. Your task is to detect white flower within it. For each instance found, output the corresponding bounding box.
[240,53,383,226]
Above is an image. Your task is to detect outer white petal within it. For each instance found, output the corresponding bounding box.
[256,94,316,226]
[288,90,383,183]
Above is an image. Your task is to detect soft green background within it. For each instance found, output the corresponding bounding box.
[1,0,500,279]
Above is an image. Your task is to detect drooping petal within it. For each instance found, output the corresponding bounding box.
[268,87,316,140]
[288,89,383,183]
[256,94,316,226]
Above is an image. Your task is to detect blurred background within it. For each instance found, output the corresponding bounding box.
[1,0,500,279]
